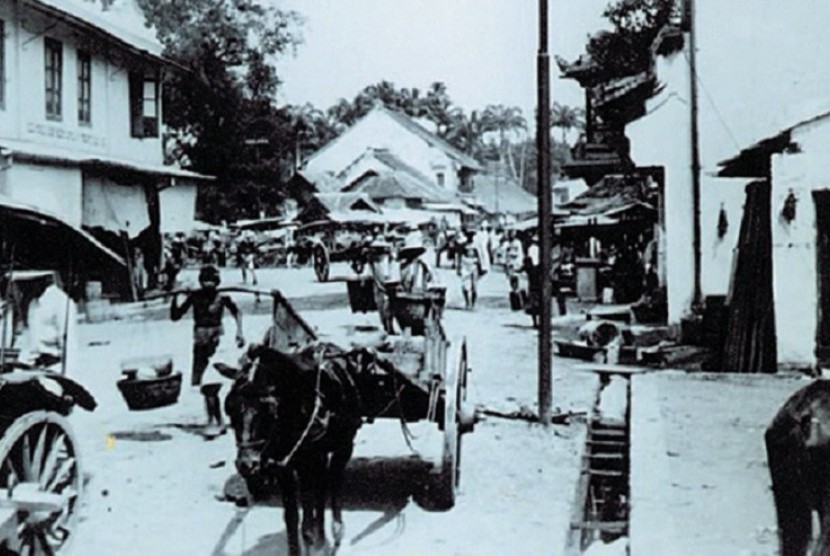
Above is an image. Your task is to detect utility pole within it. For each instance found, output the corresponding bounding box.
[537,0,553,425]
[688,0,702,306]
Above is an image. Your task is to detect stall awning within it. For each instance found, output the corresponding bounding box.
[0,194,125,269]
[0,139,213,181]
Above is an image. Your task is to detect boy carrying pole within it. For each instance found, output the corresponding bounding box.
[171,264,245,435]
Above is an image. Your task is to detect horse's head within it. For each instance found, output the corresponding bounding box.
[222,347,285,478]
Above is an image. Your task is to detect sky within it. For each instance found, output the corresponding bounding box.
[270,1,610,119]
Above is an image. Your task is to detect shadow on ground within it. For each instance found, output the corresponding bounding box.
[212,455,440,553]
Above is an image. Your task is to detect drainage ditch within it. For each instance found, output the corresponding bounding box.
[565,371,631,555]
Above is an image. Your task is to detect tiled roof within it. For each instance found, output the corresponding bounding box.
[377,106,482,170]
[25,0,165,60]
[314,192,381,214]
[467,174,537,215]
[345,171,452,203]
[339,148,454,203]
[562,174,656,217]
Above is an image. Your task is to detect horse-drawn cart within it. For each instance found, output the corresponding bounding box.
[231,287,476,511]
[295,220,380,282]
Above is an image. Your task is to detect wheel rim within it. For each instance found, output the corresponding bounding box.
[0,411,82,554]
[455,339,468,488]
[436,339,462,509]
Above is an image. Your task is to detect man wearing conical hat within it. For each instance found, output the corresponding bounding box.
[398,232,433,293]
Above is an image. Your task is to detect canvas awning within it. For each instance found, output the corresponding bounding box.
[0,194,125,270]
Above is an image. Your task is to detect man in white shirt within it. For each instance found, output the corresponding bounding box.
[18,275,76,371]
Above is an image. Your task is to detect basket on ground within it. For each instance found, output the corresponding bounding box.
[117,372,182,410]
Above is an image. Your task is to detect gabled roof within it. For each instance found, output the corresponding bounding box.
[25,0,166,63]
[562,174,657,217]
[466,174,537,215]
[340,149,454,203]
[314,192,381,214]
[304,105,482,173]
[295,169,341,193]
[340,148,434,186]
[376,106,482,170]
[717,110,830,178]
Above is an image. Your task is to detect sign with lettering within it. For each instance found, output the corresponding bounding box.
[25,122,108,150]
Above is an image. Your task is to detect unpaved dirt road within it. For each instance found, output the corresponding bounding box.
[66,267,597,556]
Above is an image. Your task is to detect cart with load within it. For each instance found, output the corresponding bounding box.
[234,286,475,509]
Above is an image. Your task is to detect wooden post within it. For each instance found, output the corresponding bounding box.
[537,0,553,425]
[689,0,702,306]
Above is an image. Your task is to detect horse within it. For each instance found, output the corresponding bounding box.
[765,379,830,556]
[223,341,364,556]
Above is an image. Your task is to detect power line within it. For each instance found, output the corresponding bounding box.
[683,50,742,153]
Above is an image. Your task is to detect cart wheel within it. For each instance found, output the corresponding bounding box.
[429,337,469,510]
[312,244,330,282]
[0,411,82,554]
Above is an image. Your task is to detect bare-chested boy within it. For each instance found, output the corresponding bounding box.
[171,265,245,387]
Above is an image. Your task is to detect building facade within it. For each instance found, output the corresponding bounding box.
[0,0,208,294]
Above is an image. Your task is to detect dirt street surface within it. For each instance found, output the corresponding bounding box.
[57,265,806,555]
[632,372,805,556]
[67,266,597,556]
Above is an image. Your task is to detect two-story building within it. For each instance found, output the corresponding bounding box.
[0,0,210,296]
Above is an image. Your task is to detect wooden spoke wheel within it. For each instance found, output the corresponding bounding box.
[431,337,470,510]
[0,411,82,555]
[312,244,330,282]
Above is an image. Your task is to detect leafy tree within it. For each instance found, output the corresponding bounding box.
[586,0,674,79]
[136,0,303,222]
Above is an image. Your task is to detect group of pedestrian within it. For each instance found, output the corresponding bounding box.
[501,229,571,328]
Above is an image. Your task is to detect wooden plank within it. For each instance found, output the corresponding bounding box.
[587,452,626,460]
[588,468,625,478]
[571,520,628,532]
[590,427,627,437]
[586,439,627,447]
[0,482,66,513]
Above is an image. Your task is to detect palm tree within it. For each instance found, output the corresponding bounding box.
[550,102,585,145]
[482,104,527,179]
[444,109,487,161]
[285,103,327,169]
[423,82,454,135]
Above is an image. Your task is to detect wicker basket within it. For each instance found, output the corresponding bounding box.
[117,372,183,410]
[346,277,377,313]
[120,356,174,377]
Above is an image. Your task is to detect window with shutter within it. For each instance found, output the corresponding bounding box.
[129,70,159,138]
[44,38,62,120]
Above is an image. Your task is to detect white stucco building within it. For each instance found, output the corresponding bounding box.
[625,0,830,326]
[300,105,482,195]
[0,0,209,290]
[715,113,830,369]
